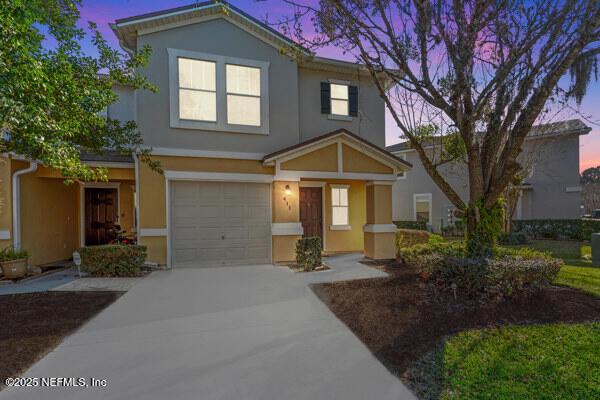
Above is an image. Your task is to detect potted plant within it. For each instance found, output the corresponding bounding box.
[0,247,29,279]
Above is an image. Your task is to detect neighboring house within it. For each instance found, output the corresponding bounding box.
[0,1,410,267]
[387,119,591,232]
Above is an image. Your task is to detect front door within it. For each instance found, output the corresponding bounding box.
[300,187,323,240]
[85,188,118,246]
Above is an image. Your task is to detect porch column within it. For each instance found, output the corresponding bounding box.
[272,181,303,262]
[363,181,397,260]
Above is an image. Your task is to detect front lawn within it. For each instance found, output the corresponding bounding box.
[0,291,120,389]
[438,322,600,399]
[504,239,599,296]
[311,260,600,399]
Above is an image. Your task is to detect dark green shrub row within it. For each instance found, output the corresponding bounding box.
[295,237,322,272]
[512,219,600,240]
[79,245,147,277]
[394,220,427,231]
[404,242,561,302]
[498,231,530,245]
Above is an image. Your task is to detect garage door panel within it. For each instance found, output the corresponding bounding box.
[171,181,271,267]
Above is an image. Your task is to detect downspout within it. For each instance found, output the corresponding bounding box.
[12,161,38,250]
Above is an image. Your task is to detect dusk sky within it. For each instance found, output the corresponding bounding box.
[78,0,599,172]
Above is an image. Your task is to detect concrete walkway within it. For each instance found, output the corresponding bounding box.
[0,268,79,295]
[0,254,414,400]
[50,277,144,292]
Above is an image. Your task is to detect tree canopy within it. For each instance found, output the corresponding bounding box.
[0,0,157,181]
[279,0,600,254]
[581,166,600,184]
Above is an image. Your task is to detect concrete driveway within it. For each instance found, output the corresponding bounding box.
[1,254,415,400]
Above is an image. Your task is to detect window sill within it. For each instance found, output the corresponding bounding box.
[330,225,351,231]
[327,114,353,122]
[170,118,269,135]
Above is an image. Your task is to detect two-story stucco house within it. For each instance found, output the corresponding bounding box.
[0,1,411,268]
[387,119,590,231]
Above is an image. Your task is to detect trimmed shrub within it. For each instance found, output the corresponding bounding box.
[394,220,427,231]
[295,237,322,272]
[401,241,466,265]
[512,219,584,240]
[583,218,600,240]
[412,247,562,302]
[79,245,147,277]
[498,231,530,245]
[396,229,431,254]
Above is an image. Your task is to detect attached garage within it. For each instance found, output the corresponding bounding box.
[169,181,271,267]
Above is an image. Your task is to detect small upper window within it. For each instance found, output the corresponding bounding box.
[178,58,217,122]
[330,83,349,116]
[331,186,349,227]
[226,64,261,126]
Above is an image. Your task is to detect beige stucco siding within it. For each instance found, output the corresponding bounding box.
[366,184,393,224]
[342,144,393,174]
[280,144,338,172]
[19,175,80,265]
[322,180,366,254]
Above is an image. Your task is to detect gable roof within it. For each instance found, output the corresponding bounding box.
[386,119,592,153]
[263,129,412,171]
[112,1,306,54]
[110,1,380,77]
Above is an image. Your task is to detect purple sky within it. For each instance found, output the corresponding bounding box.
[79,0,600,172]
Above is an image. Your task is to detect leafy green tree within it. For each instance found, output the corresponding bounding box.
[0,0,157,181]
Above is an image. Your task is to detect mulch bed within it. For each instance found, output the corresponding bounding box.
[0,291,121,388]
[311,261,600,391]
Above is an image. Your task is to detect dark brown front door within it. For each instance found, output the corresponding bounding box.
[85,188,118,246]
[300,187,323,240]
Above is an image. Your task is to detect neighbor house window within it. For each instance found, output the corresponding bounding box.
[169,48,269,134]
[414,193,432,225]
[330,83,349,116]
[331,185,350,229]
[178,58,217,122]
[226,64,261,126]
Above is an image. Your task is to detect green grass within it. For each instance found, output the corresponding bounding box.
[438,322,600,399]
[502,239,599,296]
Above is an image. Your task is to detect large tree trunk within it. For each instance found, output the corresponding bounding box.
[465,201,504,258]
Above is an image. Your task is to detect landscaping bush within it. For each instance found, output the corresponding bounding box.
[401,241,466,265]
[498,231,530,245]
[396,229,431,254]
[512,218,600,241]
[394,220,427,231]
[79,245,147,277]
[295,237,322,272]
[402,240,561,302]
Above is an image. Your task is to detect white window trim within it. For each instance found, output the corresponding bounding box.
[168,48,270,135]
[330,184,351,230]
[397,154,407,179]
[413,193,432,226]
[327,78,352,120]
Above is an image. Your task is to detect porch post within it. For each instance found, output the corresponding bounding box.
[272,181,303,262]
[363,181,397,260]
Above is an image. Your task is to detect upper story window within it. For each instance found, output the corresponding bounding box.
[321,80,358,121]
[330,83,349,116]
[168,48,269,135]
[178,58,217,122]
[226,64,261,126]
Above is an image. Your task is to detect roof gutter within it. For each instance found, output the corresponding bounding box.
[12,161,38,250]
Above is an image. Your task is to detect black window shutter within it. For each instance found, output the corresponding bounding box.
[320,82,331,114]
[349,85,358,116]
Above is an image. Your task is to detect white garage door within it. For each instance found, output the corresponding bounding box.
[170,181,271,267]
